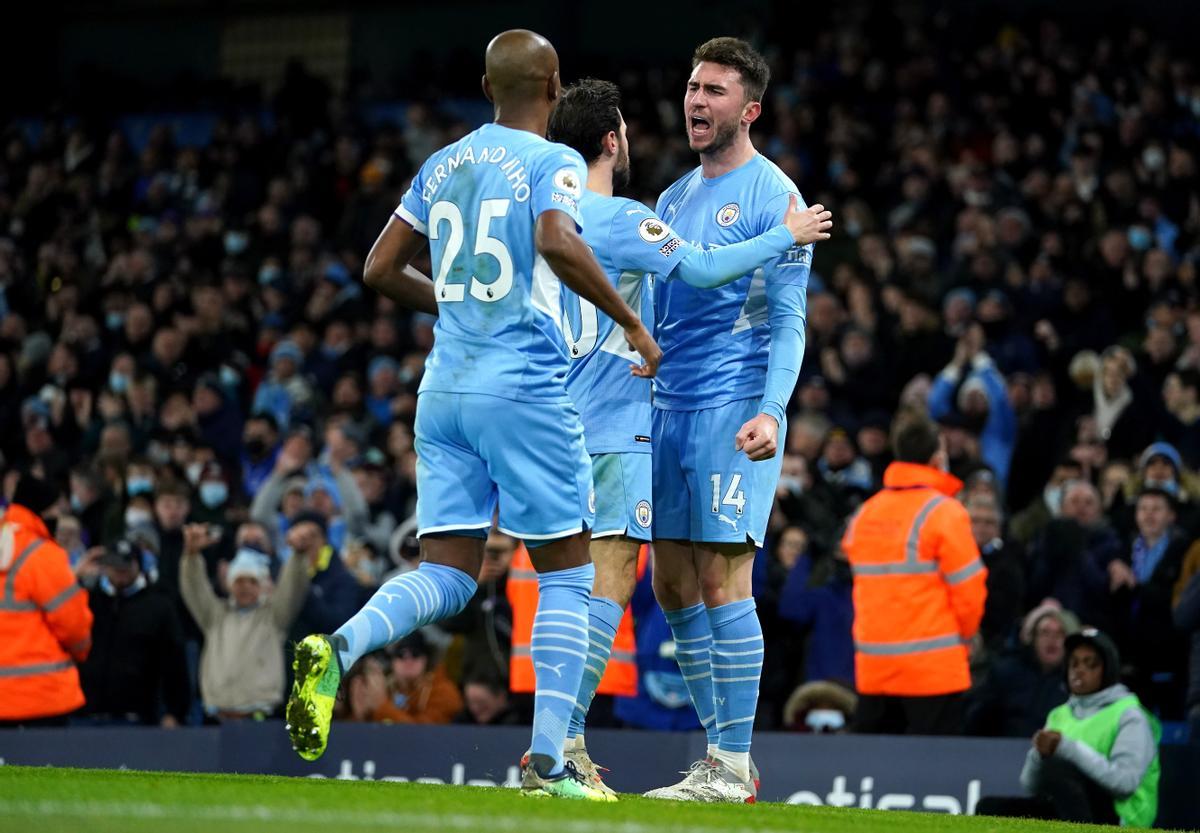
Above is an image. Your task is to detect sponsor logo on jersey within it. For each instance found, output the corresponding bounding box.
[659,238,683,258]
[553,167,583,198]
[638,217,670,243]
[635,435,651,443]
[716,202,741,226]
[551,192,578,209]
[635,500,653,528]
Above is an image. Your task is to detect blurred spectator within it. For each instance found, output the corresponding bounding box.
[1161,370,1200,469]
[251,341,313,431]
[1027,481,1122,629]
[341,632,462,724]
[455,673,523,726]
[776,543,854,688]
[928,325,1017,488]
[1174,540,1200,741]
[77,538,189,726]
[966,601,1077,738]
[179,523,309,719]
[1010,458,1084,547]
[782,680,857,734]
[283,511,364,644]
[239,413,281,499]
[1107,488,1190,716]
[967,493,1026,654]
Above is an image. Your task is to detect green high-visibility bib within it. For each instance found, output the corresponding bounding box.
[1044,695,1160,827]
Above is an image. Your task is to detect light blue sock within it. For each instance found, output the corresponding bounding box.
[567,595,623,739]
[707,599,763,755]
[332,562,476,671]
[528,562,595,777]
[664,602,719,746]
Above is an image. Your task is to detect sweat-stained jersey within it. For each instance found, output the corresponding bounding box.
[395,123,590,403]
[652,153,812,411]
[560,190,688,454]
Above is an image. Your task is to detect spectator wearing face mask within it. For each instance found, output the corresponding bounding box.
[239,412,281,499]
[77,538,189,726]
[1009,458,1085,548]
[191,462,233,532]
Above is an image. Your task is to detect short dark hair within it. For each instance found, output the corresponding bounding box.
[891,413,941,464]
[547,78,622,165]
[692,37,770,103]
[1174,368,1200,397]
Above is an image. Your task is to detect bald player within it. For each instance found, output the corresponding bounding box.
[286,30,656,801]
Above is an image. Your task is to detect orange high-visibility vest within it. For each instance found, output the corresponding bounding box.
[508,543,645,696]
[841,463,988,697]
[0,504,93,720]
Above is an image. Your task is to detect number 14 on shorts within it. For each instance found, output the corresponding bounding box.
[710,473,746,516]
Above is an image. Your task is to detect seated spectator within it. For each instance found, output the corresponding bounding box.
[1105,488,1190,716]
[1161,369,1200,470]
[966,601,1077,738]
[179,524,310,719]
[1173,539,1200,742]
[776,543,854,688]
[1009,458,1085,548]
[1027,480,1121,630]
[341,633,462,724]
[239,412,281,500]
[967,492,1025,654]
[977,629,1160,827]
[77,538,189,726]
[782,680,857,734]
[455,673,523,726]
[250,340,312,431]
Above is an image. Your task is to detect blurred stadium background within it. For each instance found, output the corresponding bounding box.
[2,0,1200,827]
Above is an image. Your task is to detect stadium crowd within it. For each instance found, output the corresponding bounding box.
[1,9,1199,744]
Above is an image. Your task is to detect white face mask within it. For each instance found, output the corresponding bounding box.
[125,509,153,528]
[1044,483,1064,516]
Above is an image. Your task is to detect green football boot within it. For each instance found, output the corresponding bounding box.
[520,759,618,802]
[286,634,343,761]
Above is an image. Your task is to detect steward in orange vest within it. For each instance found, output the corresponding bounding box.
[0,477,93,723]
[841,416,987,734]
[508,543,643,697]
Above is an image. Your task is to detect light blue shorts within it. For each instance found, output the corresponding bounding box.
[651,398,786,547]
[415,391,594,542]
[591,452,653,542]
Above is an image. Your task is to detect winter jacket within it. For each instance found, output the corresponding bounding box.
[966,647,1067,737]
[180,546,310,713]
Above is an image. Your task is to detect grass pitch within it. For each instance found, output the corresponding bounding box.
[0,765,1137,833]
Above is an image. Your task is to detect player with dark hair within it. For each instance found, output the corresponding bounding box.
[545,78,830,795]
[643,36,821,802]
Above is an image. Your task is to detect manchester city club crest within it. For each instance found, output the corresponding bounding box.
[716,202,741,226]
[635,500,653,528]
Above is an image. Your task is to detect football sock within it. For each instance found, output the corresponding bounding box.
[664,602,719,747]
[332,562,476,671]
[708,598,762,783]
[567,595,623,740]
[528,563,595,777]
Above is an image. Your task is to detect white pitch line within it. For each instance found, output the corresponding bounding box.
[0,799,786,833]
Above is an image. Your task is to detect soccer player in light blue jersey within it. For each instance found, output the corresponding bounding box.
[285,30,660,802]
[545,79,831,796]
[645,37,823,803]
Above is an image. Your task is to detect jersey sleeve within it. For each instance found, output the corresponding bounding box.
[530,145,587,230]
[394,159,431,236]
[758,190,814,425]
[608,202,689,275]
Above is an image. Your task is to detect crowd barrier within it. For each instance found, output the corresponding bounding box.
[2,724,1195,827]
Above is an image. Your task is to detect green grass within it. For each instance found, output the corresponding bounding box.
[0,766,1131,833]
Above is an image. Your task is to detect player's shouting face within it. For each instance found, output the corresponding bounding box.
[684,61,760,156]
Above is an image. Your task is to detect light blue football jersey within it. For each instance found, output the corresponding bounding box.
[560,191,688,454]
[396,123,589,403]
[653,153,813,411]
